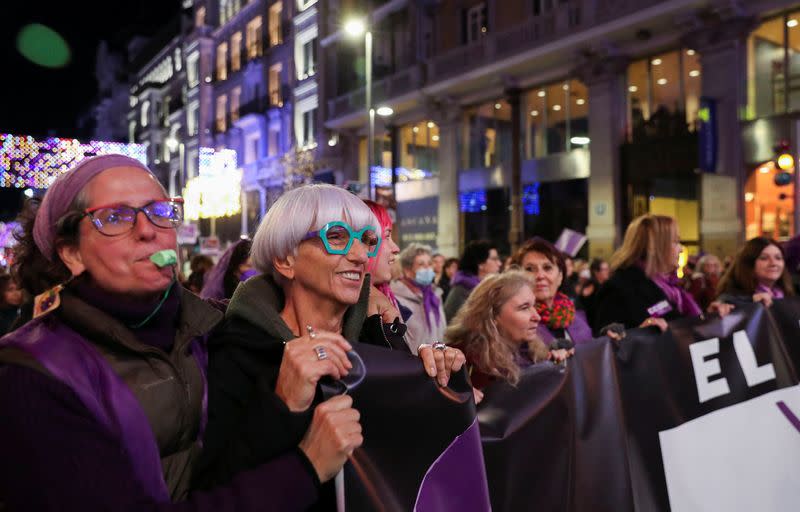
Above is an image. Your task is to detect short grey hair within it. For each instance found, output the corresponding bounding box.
[399,243,433,270]
[251,184,379,280]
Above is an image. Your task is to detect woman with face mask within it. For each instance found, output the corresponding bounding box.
[391,243,447,354]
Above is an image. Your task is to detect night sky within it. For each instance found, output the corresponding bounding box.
[1,0,183,139]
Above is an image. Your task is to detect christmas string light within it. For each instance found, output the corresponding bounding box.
[0,134,146,189]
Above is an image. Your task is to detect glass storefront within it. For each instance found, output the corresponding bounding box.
[747,10,800,118]
[627,48,702,141]
[523,79,589,157]
[745,161,795,241]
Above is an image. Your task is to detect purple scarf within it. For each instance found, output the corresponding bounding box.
[756,283,785,299]
[451,271,481,291]
[651,272,703,317]
[402,278,442,331]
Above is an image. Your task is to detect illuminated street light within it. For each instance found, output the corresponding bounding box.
[570,136,590,145]
[376,106,394,117]
[344,18,366,37]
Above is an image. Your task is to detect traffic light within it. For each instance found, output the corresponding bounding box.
[773,140,794,186]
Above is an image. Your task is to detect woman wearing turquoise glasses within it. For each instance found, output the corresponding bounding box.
[193,184,465,506]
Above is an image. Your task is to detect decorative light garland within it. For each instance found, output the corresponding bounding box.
[0,133,146,189]
[183,147,241,220]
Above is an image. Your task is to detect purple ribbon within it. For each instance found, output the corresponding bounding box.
[419,283,442,331]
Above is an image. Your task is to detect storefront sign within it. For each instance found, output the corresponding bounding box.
[397,196,438,250]
[698,97,718,172]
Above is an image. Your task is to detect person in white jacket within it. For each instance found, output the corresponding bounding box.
[391,243,447,354]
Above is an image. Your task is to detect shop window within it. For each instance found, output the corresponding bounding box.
[748,10,800,117]
[745,161,795,240]
[626,48,701,141]
[398,121,439,178]
[464,100,508,169]
[522,78,588,159]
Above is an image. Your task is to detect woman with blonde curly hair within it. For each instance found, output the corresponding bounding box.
[446,270,571,391]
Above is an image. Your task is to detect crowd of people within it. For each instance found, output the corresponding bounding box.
[0,153,796,510]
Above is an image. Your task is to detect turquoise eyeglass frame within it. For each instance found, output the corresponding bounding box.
[302,221,382,258]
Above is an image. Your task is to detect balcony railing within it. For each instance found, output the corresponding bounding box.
[327,65,423,119]
[427,0,665,83]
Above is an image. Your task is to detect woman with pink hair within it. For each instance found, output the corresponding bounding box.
[362,201,412,352]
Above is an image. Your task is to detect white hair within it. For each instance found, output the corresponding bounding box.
[399,243,433,270]
[251,184,379,279]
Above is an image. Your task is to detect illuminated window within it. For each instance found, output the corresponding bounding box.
[216,95,227,132]
[626,48,701,141]
[231,32,242,72]
[747,12,800,117]
[231,87,241,123]
[246,17,263,59]
[217,42,228,81]
[269,2,283,47]
[269,64,283,106]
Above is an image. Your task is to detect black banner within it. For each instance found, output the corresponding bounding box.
[345,300,800,511]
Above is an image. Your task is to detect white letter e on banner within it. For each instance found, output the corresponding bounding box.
[690,338,731,403]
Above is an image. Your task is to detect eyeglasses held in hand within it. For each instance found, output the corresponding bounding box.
[303,221,382,258]
[84,198,184,236]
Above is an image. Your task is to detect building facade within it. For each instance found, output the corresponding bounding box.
[319,0,800,261]
[126,0,303,242]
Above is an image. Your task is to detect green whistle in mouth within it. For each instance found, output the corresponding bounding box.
[150,249,178,268]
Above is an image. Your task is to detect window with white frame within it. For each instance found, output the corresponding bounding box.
[217,42,228,80]
[269,2,283,46]
[231,32,242,72]
[245,133,260,164]
[141,100,151,127]
[302,39,316,77]
[296,0,317,11]
[301,108,316,146]
[295,26,318,80]
[187,101,199,136]
[187,52,199,87]
[174,48,182,71]
[246,16,263,59]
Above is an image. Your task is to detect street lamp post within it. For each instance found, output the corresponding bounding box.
[345,19,375,198]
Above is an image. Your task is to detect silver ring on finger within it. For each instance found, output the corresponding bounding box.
[433,341,447,351]
[314,345,328,361]
[306,325,317,339]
